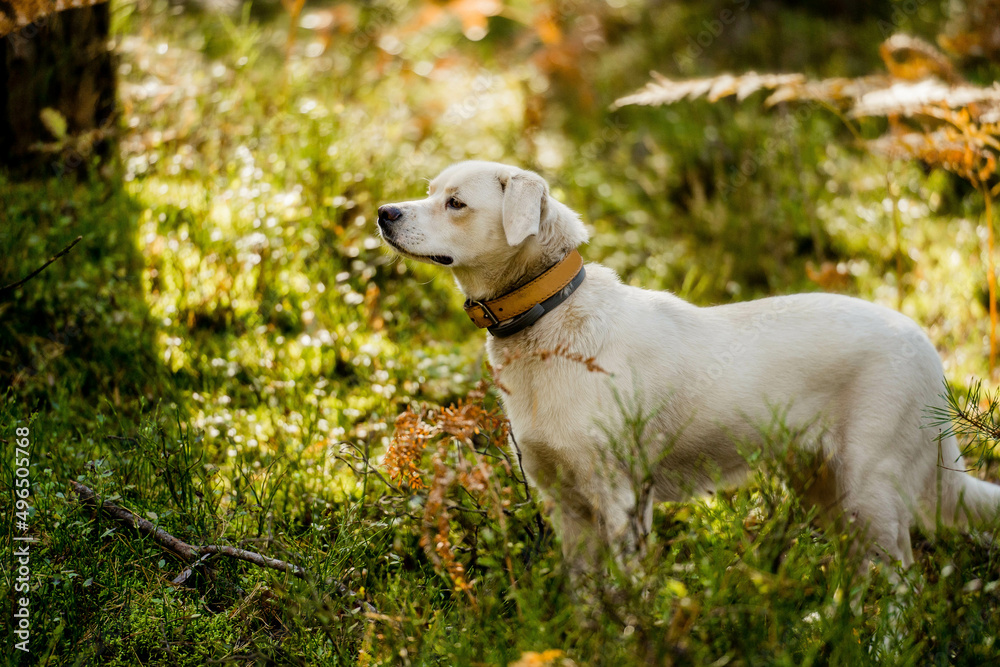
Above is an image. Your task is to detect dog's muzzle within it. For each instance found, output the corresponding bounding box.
[376,204,455,266]
[376,205,402,235]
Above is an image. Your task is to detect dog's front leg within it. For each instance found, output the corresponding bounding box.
[517,438,641,573]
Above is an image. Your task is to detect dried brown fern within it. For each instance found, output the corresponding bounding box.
[614,33,1000,372]
[613,36,999,117]
[1,0,109,37]
[385,382,517,601]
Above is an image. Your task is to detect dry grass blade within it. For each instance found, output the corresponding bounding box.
[614,34,1000,123]
[850,80,1000,119]
[615,70,1000,120]
[611,72,805,110]
[762,74,890,107]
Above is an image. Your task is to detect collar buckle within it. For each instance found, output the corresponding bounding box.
[471,300,500,327]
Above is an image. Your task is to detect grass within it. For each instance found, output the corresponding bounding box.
[1,0,999,664]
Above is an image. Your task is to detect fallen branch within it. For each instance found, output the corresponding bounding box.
[70,481,377,613]
[0,235,83,300]
[70,480,378,614]
[70,480,209,563]
[71,480,306,576]
[70,481,306,583]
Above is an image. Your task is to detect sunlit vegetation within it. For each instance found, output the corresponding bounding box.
[2,0,1000,664]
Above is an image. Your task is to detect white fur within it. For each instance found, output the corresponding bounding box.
[379,160,1000,567]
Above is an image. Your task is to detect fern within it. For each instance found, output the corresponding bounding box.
[613,35,1000,178]
[614,33,1000,370]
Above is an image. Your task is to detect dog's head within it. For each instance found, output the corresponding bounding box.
[377,161,588,297]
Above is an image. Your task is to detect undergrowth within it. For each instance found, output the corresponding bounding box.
[2,0,1000,665]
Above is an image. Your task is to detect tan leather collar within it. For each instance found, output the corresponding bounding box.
[464,249,584,332]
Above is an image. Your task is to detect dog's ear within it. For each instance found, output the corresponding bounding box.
[501,171,548,247]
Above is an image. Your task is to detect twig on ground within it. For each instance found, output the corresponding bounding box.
[71,480,208,563]
[71,480,304,575]
[0,235,83,300]
[70,480,379,613]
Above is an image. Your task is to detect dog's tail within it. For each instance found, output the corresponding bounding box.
[937,436,1000,528]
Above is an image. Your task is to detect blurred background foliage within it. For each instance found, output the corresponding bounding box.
[2,0,1000,664]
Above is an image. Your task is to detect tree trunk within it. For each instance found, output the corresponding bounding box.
[0,1,115,175]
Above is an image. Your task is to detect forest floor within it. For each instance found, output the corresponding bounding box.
[2,0,1000,664]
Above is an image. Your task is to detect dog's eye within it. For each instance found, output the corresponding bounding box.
[446,197,466,210]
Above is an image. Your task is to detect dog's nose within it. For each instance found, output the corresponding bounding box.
[378,205,402,223]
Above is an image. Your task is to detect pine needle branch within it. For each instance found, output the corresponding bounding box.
[926,381,1000,468]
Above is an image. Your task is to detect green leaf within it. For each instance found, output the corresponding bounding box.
[40,107,68,141]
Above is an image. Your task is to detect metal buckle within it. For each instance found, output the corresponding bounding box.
[472,300,500,327]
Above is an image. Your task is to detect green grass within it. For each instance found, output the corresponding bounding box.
[2,0,999,664]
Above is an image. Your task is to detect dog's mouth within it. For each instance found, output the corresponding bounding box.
[379,229,454,266]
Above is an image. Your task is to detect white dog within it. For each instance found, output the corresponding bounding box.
[378,160,1000,568]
